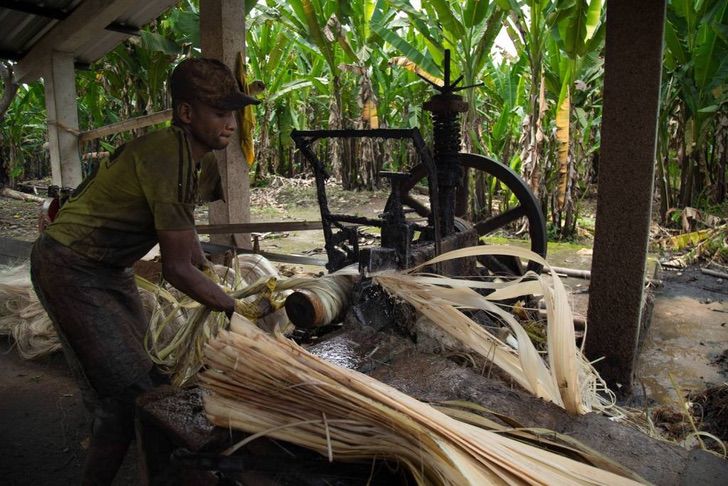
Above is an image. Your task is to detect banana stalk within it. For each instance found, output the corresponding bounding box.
[236,52,257,167]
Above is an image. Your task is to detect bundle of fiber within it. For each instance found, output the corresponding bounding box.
[143,254,326,386]
[0,263,164,359]
[200,316,644,485]
[0,264,60,359]
[284,272,355,328]
[372,245,613,415]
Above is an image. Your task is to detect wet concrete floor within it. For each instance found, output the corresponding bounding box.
[544,243,727,406]
[636,266,727,405]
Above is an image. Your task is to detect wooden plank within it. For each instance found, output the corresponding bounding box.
[1,187,44,202]
[79,109,172,142]
[200,0,250,249]
[196,221,323,235]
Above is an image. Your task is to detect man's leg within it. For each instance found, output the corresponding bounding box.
[81,383,150,485]
[30,235,158,485]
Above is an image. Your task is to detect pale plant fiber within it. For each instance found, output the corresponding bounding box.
[199,246,637,484]
[144,255,356,386]
[372,245,614,414]
[201,315,642,485]
[0,264,60,359]
[143,254,291,386]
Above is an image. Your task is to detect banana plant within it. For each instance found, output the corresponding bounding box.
[662,0,728,208]
[0,82,48,184]
[246,3,303,180]
[376,0,507,149]
[503,0,555,200]
[83,12,188,132]
[280,0,353,183]
[324,0,384,188]
[469,55,529,219]
[372,0,514,223]
[552,0,606,228]
[544,0,604,238]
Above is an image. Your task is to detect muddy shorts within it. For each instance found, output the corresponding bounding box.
[30,233,156,410]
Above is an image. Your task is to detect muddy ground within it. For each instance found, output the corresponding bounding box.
[1,179,726,484]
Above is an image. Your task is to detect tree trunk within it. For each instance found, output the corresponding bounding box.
[677,111,693,207]
[328,76,345,187]
[521,72,546,200]
[558,138,577,240]
[255,105,271,183]
[0,61,19,123]
[656,154,671,224]
[714,109,727,203]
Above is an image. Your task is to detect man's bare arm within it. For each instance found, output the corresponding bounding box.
[157,228,235,314]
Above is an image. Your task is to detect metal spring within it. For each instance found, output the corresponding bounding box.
[432,111,462,159]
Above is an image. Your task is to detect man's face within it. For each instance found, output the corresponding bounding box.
[182,100,237,151]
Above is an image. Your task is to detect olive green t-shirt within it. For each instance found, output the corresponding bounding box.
[46,126,223,267]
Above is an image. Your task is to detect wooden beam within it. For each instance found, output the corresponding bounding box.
[200,0,251,250]
[0,0,68,20]
[79,109,172,142]
[200,242,326,266]
[45,51,82,188]
[14,0,140,83]
[196,221,324,235]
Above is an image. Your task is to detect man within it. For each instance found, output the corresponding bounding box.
[30,58,259,485]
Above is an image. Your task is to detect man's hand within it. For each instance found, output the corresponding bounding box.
[226,298,266,320]
[157,228,235,314]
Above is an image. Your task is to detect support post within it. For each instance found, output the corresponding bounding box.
[199,0,251,249]
[585,1,666,393]
[44,51,82,188]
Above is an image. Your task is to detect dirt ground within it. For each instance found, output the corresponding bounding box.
[0,196,42,242]
[1,180,726,484]
[0,338,140,485]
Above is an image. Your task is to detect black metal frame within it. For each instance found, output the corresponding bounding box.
[291,128,442,272]
[385,153,548,274]
[291,50,547,276]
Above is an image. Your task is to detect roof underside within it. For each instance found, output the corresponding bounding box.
[0,0,179,83]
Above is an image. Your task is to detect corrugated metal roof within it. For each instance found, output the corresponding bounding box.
[0,1,80,60]
[0,0,179,81]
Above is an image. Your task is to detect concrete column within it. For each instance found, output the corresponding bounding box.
[200,0,251,249]
[585,1,666,393]
[44,51,82,188]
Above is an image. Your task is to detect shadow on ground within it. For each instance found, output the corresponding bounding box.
[0,339,138,485]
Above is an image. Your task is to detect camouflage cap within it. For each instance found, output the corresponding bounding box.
[170,58,260,110]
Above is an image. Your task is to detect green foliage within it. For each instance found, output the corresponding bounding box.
[2,0,723,243]
[658,0,728,214]
[0,83,47,183]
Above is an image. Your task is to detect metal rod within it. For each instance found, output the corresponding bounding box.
[196,221,323,235]
[200,242,326,266]
[291,128,416,143]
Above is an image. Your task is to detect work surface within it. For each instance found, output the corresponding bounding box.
[3,327,726,486]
